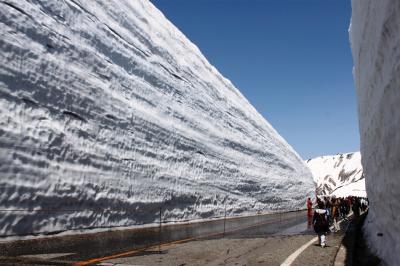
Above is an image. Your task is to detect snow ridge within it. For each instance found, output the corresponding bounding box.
[0,0,314,236]
[306,152,365,197]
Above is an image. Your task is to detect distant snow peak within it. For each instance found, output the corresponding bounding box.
[306,152,366,197]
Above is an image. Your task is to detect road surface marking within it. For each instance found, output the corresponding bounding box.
[281,214,352,266]
[74,215,289,265]
[21,253,75,260]
[280,237,318,266]
[74,237,198,266]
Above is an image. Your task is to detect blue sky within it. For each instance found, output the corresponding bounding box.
[150,0,359,160]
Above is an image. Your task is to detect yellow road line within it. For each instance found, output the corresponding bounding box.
[74,216,284,265]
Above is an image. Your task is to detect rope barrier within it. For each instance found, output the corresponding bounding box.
[0,206,307,238]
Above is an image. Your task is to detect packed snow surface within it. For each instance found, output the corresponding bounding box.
[306,152,365,197]
[0,0,314,236]
[350,0,400,264]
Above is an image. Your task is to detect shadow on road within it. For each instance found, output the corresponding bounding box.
[340,212,381,266]
[0,210,311,265]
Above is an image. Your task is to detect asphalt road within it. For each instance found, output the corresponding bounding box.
[0,210,328,265]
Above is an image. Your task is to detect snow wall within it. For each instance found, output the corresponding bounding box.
[350,0,400,264]
[0,0,314,236]
[306,152,366,198]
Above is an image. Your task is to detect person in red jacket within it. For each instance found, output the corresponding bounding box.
[307,197,313,217]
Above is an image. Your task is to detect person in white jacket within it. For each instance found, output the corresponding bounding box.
[313,201,329,247]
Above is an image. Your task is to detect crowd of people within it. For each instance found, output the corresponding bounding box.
[306,195,369,248]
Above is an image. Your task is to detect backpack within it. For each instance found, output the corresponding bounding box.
[316,212,328,226]
[314,210,329,233]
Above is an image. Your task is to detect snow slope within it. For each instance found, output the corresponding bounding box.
[0,0,314,236]
[350,0,400,264]
[306,152,366,197]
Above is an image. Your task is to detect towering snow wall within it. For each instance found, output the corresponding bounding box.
[350,0,400,264]
[306,152,365,197]
[0,0,314,236]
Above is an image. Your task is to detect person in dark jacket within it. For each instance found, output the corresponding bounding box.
[313,201,329,247]
[352,197,361,219]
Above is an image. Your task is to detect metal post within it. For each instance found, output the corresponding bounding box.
[158,206,162,254]
[223,204,227,237]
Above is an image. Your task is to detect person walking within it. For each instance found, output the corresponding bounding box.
[313,201,329,247]
[307,197,313,217]
[352,197,361,219]
[331,198,340,232]
[324,197,331,222]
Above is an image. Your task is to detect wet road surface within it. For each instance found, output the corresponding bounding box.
[0,210,349,265]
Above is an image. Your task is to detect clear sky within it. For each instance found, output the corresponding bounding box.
[150,0,360,160]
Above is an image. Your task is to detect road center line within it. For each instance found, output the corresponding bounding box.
[280,237,318,266]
